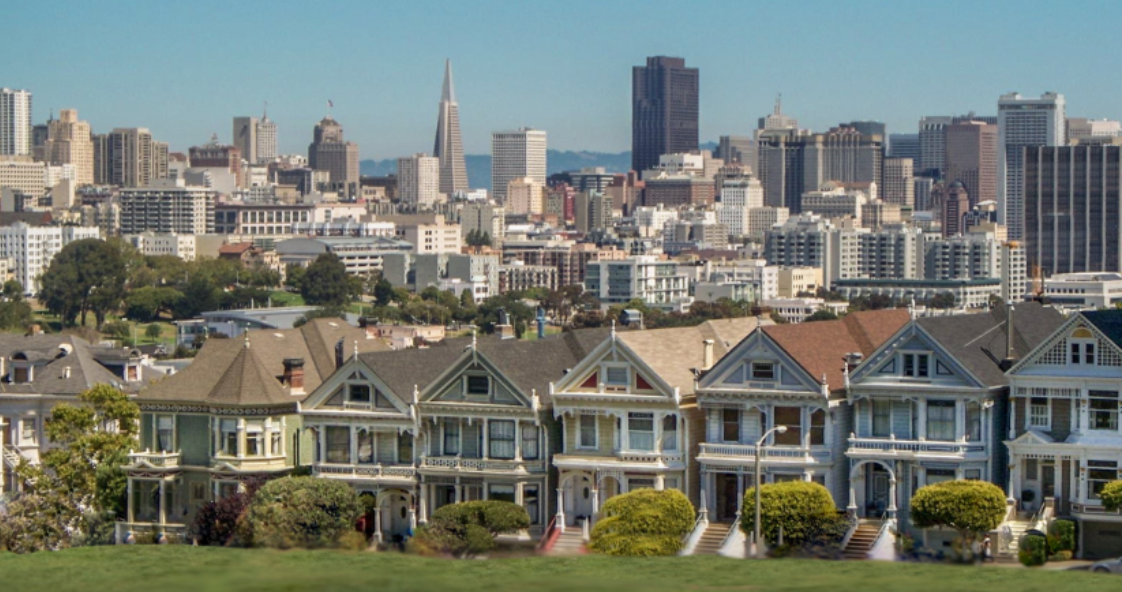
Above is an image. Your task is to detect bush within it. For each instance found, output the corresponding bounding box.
[589,488,694,556]
[244,477,362,549]
[411,500,530,557]
[191,483,260,547]
[1048,519,1076,554]
[336,530,369,551]
[1101,480,1122,512]
[1048,550,1073,562]
[910,479,1006,555]
[740,481,838,548]
[1018,533,1047,566]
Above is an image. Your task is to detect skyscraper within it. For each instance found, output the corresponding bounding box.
[998,92,1065,240]
[491,127,546,204]
[0,88,32,157]
[433,60,468,195]
[888,133,920,162]
[44,109,94,185]
[256,113,277,164]
[882,157,915,207]
[232,116,258,165]
[631,56,699,173]
[757,95,798,131]
[397,153,441,210]
[308,116,359,196]
[757,126,883,213]
[93,128,168,187]
[945,120,998,208]
[717,135,756,171]
[918,116,953,176]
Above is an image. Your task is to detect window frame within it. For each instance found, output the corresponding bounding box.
[521,424,539,460]
[602,364,630,389]
[721,408,741,443]
[750,362,776,381]
[325,425,351,464]
[465,375,491,397]
[1088,460,1119,500]
[1028,397,1051,430]
[926,400,956,442]
[443,419,461,456]
[901,352,931,378]
[627,412,655,452]
[488,420,516,460]
[1088,390,1119,432]
[218,418,238,456]
[577,414,598,450]
[871,399,891,438]
[155,414,175,453]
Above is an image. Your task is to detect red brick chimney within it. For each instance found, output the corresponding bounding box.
[283,358,305,395]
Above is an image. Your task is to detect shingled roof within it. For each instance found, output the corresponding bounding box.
[0,333,126,395]
[1080,310,1122,350]
[618,317,763,396]
[763,309,912,395]
[918,301,1065,386]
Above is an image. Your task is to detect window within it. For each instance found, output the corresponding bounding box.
[1072,340,1097,365]
[217,481,239,499]
[443,420,460,455]
[662,415,678,451]
[964,469,982,481]
[488,484,516,503]
[271,430,282,456]
[1029,397,1050,428]
[190,482,207,503]
[348,384,371,403]
[773,407,801,445]
[751,363,775,380]
[245,420,264,456]
[1089,461,1119,499]
[966,401,981,442]
[872,399,891,437]
[524,485,540,525]
[927,400,956,441]
[376,432,396,464]
[903,353,929,377]
[466,375,490,396]
[604,366,628,387]
[926,468,956,485]
[489,420,516,459]
[398,432,413,464]
[219,419,238,455]
[156,415,174,452]
[809,409,825,446]
[326,426,350,464]
[357,429,374,464]
[1089,390,1119,431]
[722,408,740,443]
[628,478,655,491]
[578,414,597,449]
[628,413,655,451]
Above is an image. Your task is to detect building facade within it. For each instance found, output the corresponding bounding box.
[632,56,699,173]
[491,128,546,204]
[998,92,1066,241]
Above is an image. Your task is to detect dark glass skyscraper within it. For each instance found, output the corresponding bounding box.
[631,56,698,173]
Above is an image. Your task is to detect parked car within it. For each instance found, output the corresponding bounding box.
[1092,557,1122,574]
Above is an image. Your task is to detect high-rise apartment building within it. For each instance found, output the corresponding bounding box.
[757,127,883,213]
[505,177,544,215]
[397,153,441,210]
[119,179,217,235]
[232,116,258,165]
[1024,143,1122,275]
[256,114,277,163]
[716,174,764,237]
[918,116,953,176]
[945,120,998,208]
[0,222,99,294]
[459,202,505,248]
[433,60,469,195]
[308,116,359,196]
[491,127,546,204]
[881,157,914,207]
[631,56,699,173]
[0,88,32,157]
[998,92,1066,241]
[43,109,94,185]
[574,190,613,234]
[1066,118,1121,142]
[93,128,169,187]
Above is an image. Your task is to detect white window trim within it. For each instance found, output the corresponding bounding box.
[900,351,932,378]
[464,374,492,398]
[577,413,599,450]
[600,363,630,390]
[1027,397,1051,431]
[749,361,777,381]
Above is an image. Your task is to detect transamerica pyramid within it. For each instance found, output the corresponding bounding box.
[433,59,469,195]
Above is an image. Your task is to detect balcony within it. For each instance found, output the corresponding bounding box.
[126,450,181,469]
[846,436,986,459]
[211,454,290,473]
[697,443,831,464]
[313,464,417,480]
[419,455,546,474]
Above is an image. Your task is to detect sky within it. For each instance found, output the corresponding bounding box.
[5,1,1122,160]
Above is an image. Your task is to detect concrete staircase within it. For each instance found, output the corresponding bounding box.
[691,522,733,556]
[998,518,1031,562]
[1,444,22,470]
[842,521,882,560]
[548,529,587,556]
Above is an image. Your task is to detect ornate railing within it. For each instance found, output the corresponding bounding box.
[846,436,986,457]
[419,456,546,473]
[615,451,685,465]
[698,443,830,460]
[2,444,23,470]
[313,464,417,479]
[127,450,181,469]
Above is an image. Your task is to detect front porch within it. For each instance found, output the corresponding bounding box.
[554,464,685,528]
[418,475,546,535]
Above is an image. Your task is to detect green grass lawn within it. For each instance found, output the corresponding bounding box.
[0,546,1113,592]
[269,290,305,307]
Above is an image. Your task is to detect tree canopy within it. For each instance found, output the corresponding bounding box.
[298,254,350,307]
[39,238,128,327]
[910,479,1006,547]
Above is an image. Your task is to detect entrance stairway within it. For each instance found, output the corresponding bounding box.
[842,520,882,560]
[548,528,587,556]
[998,518,1031,562]
[691,522,734,555]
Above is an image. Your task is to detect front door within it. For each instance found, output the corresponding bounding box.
[566,475,593,525]
[386,492,411,538]
[716,473,740,522]
[1041,461,1056,499]
[867,465,890,517]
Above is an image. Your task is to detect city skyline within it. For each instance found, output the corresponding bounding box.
[5,1,1122,161]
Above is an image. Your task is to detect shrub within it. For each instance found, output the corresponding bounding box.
[1018,533,1047,566]
[244,477,362,549]
[589,488,694,556]
[910,480,1006,553]
[1101,480,1122,512]
[411,500,529,558]
[740,481,838,548]
[1047,519,1076,554]
[336,530,369,551]
[1048,550,1073,562]
[191,483,259,547]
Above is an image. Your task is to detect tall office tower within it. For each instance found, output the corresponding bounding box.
[0,88,32,156]
[491,127,546,204]
[914,177,935,211]
[998,92,1065,240]
[631,56,699,173]
[32,122,49,159]
[717,135,757,171]
[888,133,920,161]
[918,116,953,176]
[94,128,168,187]
[433,59,468,195]
[232,116,259,165]
[43,109,94,185]
[757,95,798,131]
[1024,143,1122,275]
[843,121,886,138]
[397,153,441,210]
[882,157,914,207]
[716,174,764,237]
[308,116,359,195]
[945,120,998,208]
[935,182,971,238]
[256,112,277,163]
[568,167,615,194]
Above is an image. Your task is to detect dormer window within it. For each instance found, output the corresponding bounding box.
[466,375,490,397]
[348,384,371,404]
[750,362,775,381]
[604,365,629,388]
[902,353,929,378]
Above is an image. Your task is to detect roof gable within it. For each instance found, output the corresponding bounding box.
[700,329,823,394]
[1009,310,1122,377]
[551,332,677,400]
[421,345,533,408]
[850,322,984,389]
[300,357,412,416]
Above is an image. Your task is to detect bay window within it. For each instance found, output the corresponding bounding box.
[927,400,955,441]
[773,407,801,445]
[218,419,238,456]
[872,399,891,438]
[1089,461,1119,499]
[1029,397,1050,429]
[628,413,655,451]
[488,484,515,503]
[579,414,597,449]
[156,415,174,452]
[926,468,956,485]
[357,429,375,464]
[809,409,826,445]
[325,426,350,464]
[443,420,460,455]
[966,401,982,442]
[722,408,740,443]
[397,432,413,464]
[245,420,264,456]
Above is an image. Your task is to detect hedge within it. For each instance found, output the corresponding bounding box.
[1047,519,1076,555]
[740,481,838,548]
[243,477,363,549]
[910,480,1006,545]
[589,488,694,556]
[1018,533,1047,566]
[410,500,529,557]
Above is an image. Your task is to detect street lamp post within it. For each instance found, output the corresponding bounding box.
[754,425,787,558]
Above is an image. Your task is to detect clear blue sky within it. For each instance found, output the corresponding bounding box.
[5,1,1120,159]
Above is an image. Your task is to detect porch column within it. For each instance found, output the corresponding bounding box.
[374,505,383,543]
[590,487,600,518]
[655,474,665,490]
[418,483,428,523]
[847,474,858,517]
[454,481,463,503]
[1054,454,1064,506]
[887,475,898,519]
[514,422,522,461]
[916,400,927,440]
[158,480,167,526]
[1009,456,1021,503]
[237,418,246,459]
[556,487,566,532]
[654,411,664,452]
[127,478,135,523]
[481,419,489,460]
[736,473,745,515]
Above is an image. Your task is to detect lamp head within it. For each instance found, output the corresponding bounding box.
[775,425,788,434]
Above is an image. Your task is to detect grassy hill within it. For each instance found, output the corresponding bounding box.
[0,546,1112,592]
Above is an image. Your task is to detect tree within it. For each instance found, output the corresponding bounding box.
[173,277,222,319]
[928,292,957,309]
[0,279,31,330]
[144,323,162,342]
[125,286,182,322]
[910,479,1007,555]
[803,309,839,323]
[740,481,840,548]
[464,229,492,248]
[243,476,363,549]
[293,306,347,327]
[372,277,395,306]
[299,254,350,307]
[39,238,128,326]
[589,489,694,556]
[1101,480,1122,511]
[190,478,267,546]
[411,500,530,557]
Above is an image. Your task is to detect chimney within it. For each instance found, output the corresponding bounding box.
[26,324,42,336]
[1000,305,1017,371]
[283,358,305,395]
[496,323,516,340]
[845,352,864,370]
[702,339,715,371]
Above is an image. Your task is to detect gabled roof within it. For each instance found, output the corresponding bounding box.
[617,317,762,396]
[762,309,911,394]
[1080,310,1122,350]
[0,334,127,395]
[918,302,1065,386]
[358,329,610,405]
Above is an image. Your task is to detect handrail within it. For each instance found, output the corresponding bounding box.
[719,515,741,551]
[536,515,560,554]
[680,512,709,556]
